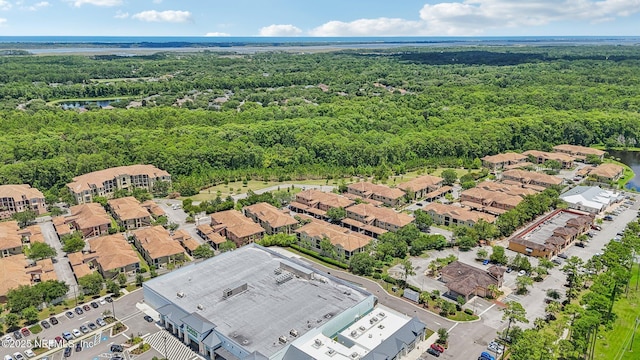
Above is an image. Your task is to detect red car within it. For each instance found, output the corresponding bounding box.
[430,343,445,353]
[21,327,31,337]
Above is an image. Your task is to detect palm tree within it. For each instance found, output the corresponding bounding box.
[400,259,415,287]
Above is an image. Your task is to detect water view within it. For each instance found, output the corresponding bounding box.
[607,150,640,191]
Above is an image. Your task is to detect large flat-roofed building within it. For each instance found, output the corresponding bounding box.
[67,164,171,204]
[552,144,605,161]
[560,186,623,214]
[143,245,425,360]
[0,184,47,219]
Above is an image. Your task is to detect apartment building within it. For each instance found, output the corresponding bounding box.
[195,224,227,250]
[87,234,140,279]
[460,187,523,215]
[289,189,355,219]
[108,197,152,230]
[0,184,47,220]
[481,152,528,170]
[132,226,186,267]
[344,203,414,234]
[589,163,624,182]
[501,169,563,188]
[67,203,111,238]
[67,164,171,204]
[210,210,265,247]
[347,182,406,207]
[295,220,373,260]
[424,203,496,228]
[522,150,575,168]
[0,221,23,258]
[397,175,444,200]
[552,144,605,161]
[244,202,299,235]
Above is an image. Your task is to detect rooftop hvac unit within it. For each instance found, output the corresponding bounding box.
[314,339,323,347]
[378,312,385,317]
[350,330,358,337]
[278,336,288,344]
[275,272,293,285]
[197,304,204,310]
[289,329,298,337]
[177,291,185,298]
[359,326,366,331]
[372,317,378,322]
[274,268,282,275]
[326,349,336,356]
[350,352,360,359]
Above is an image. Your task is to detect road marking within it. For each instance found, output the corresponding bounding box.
[434,321,441,326]
[448,323,458,332]
[479,303,496,316]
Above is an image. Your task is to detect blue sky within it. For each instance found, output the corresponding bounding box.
[1,0,640,36]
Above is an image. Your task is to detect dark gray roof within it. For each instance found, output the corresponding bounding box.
[361,317,425,360]
[403,288,419,303]
[181,312,216,335]
[202,331,221,348]
[281,345,316,360]
[157,304,189,324]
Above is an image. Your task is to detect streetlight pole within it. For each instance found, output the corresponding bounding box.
[163,334,168,360]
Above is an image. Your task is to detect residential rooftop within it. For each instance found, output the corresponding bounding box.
[0,221,22,251]
[0,184,45,202]
[210,210,265,239]
[67,164,170,193]
[68,203,111,230]
[87,233,140,272]
[347,182,405,200]
[295,220,373,252]
[424,202,496,223]
[108,196,150,221]
[346,203,414,228]
[143,245,371,358]
[244,202,298,229]
[481,152,528,164]
[133,226,185,260]
[552,144,605,157]
[397,175,443,192]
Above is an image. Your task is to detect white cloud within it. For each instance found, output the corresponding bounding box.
[152,0,162,3]
[0,18,6,25]
[114,10,128,19]
[205,32,230,36]
[259,24,302,36]
[309,0,640,36]
[132,10,192,23]
[73,0,122,7]
[27,1,49,11]
[0,0,11,11]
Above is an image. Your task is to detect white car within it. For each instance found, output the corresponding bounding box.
[488,341,505,354]
[72,328,82,338]
[4,355,14,360]
[99,298,106,305]
[12,353,24,360]
[517,270,526,276]
[23,350,35,358]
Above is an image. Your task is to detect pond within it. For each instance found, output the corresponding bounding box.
[60,99,120,109]
[607,150,640,191]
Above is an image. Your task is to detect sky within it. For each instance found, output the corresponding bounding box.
[1,0,640,37]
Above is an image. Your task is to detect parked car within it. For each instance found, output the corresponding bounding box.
[12,330,22,339]
[79,325,89,334]
[62,332,73,341]
[88,322,97,331]
[49,317,59,325]
[11,353,23,360]
[96,318,107,327]
[4,355,14,360]
[99,298,106,305]
[416,203,424,207]
[552,258,563,265]
[54,336,63,344]
[72,328,82,338]
[74,307,83,315]
[430,343,445,353]
[91,302,99,308]
[488,341,505,354]
[558,253,568,259]
[144,315,154,323]
[20,328,31,337]
[506,267,513,273]
[82,304,91,312]
[426,348,440,357]
[604,215,613,221]
[482,259,490,265]
[75,342,82,352]
[591,225,602,230]
[110,344,124,353]
[479,351,495,360]
[63,347,72,358]
[105,296,113,303]
[40,320,51,329]
[576,242,586,248]
[23,349,35,358]
[517,270,526,276]
[65,311,74,319]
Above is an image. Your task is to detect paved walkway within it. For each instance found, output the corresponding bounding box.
[144,329,202,360]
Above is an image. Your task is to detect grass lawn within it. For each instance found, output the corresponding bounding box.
[609,159,636,189]
[188,179,328,201]
[594,264,640,360]
[132,245,150,272]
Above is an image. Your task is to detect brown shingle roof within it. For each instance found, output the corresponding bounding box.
[589,163,624,180]
[0,221,22,251]
[67,164,170,193]
[522,150,575,163]
[108,197,150,221]
[210,210,265,239]
[441,261,501,296]
[502,169,563,186]
[424,203,496,224]
[347,182,405,200]
[87,234,140,272]
[73,263,94,279]
[141,200,166,217]
[68,203,111,230]
[398,175,444,193]
[0,254,32,297]
[133,226,185,260]
[481,152,528,164]
[295,221,372,252]
[553,144,605,157]
[295,190,355,209]
[0,184,45,202]
[244,202,298,229]
[346,203,414,228]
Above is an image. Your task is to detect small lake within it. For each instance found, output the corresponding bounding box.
[607,150,640,191]
[60,100,119,109]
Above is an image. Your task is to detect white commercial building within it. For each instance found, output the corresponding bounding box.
[143,244,425,360]
[560,186,624,214]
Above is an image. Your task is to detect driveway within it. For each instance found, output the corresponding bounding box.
[39,220,78,294]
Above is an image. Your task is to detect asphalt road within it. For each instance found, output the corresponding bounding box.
[39,221,78,294]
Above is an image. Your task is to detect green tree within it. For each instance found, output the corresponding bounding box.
[515,275,533,294]
[562,256,584,299]
[476,248,488,260]
[219,241,237,253]
[27,242,57,260]
[414,209,433,232]
[326,207,347,222]
[441,169,458,186]
[136,274,144,287]
[21,306,39,325]
[61,233,86,253]
[502,301,529,341]
[399,258,415,287]
[117,273,127,287]
[192,244,215,259]
[543,159,562,171]
[489,245,508,265]
[152,181,171,197]
[12,210,37,228]
[349,252,375,276]
[437,328,449,344]
[36,280,69,303]
[106,280,121,297]
[4,313,20,331]
[78,272,104,296]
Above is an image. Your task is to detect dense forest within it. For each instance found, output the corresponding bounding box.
[0,46,639,197]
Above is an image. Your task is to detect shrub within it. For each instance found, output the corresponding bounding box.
[289,245,348,269]
[382,274,397,285]
[372,273,382,279]
[464,308,474,315]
